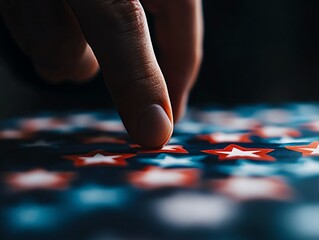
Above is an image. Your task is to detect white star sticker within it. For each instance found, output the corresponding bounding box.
[216,147,261,158]
[222,117,259,130]
[141,170,185,184]
[5,169,73,190]
[153,192,237,228]
[212,133,244,142]
[79,153,119,165]
[161,145,180,151]
[213,177,292,200]
[258,126,299,138]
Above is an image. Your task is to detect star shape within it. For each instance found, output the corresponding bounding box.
[67,113,96,128]
[0,129,29,139]
[92,120,125,132]
[140,154,203,168]
[70,184,129,209]
[303,120,319,132]
[20,117,72,133]
[131,144,188,154]
[217,117,260,131]
[5,169,74,191]
[6,203,59,230]
[255,109,290,124]
[63,150,136,167]
[285,141,319,157]
[283,159,319,177]
[195,110,237,125]
[128,166,200,189]
[21,140,59,148]
[211,176,292,201]
[83,135,126,144]
[202,144,275,161]
[269,137,313,144]
[198,132,251,143]
[175,121,209,134]
[219,161,277,177]
[256,126,300,138]
[152,192,237,228]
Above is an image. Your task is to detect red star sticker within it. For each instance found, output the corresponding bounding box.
[217,117,261,130]
[130,144,188,154]
[83,135,126,144]
[20,117,66,132]
[202,144,275,161]
[211,176,292,201]
[5,169,74,191]
[285,141,319,157]
[63,150,136,167]
[128,166,199,189]
[303,121,319,132]
[255,126,300,138]
[0,129,31,140]
[198,132,251,143]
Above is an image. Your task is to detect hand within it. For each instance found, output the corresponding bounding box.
[0,0,203,148]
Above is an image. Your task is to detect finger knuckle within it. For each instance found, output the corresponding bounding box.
[99,0,145,32]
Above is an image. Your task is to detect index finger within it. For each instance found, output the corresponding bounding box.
[66,0,173,148]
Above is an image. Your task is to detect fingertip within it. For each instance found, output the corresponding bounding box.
[135,104,173,148]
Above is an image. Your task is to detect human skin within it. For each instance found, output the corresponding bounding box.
[0,0,203,148]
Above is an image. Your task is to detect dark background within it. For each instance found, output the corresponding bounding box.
[1,0,319,118]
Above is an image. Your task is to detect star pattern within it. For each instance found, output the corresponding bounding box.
[256,126,301,138]
[128,166,200,189]
[202,144,275,161]
[211,176,293,201]
[5,169,74,191]
[2,105,319,238]
[285,141,319,157]
[139,154,204,168]
[198,132,251,143]
[63,150,136,167]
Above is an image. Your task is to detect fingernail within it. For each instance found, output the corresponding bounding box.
[136,104,173,148]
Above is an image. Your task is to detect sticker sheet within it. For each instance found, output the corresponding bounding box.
[1,104,319,240]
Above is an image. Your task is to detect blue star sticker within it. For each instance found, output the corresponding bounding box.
[219,160,277,177]
[140,154,204,168]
